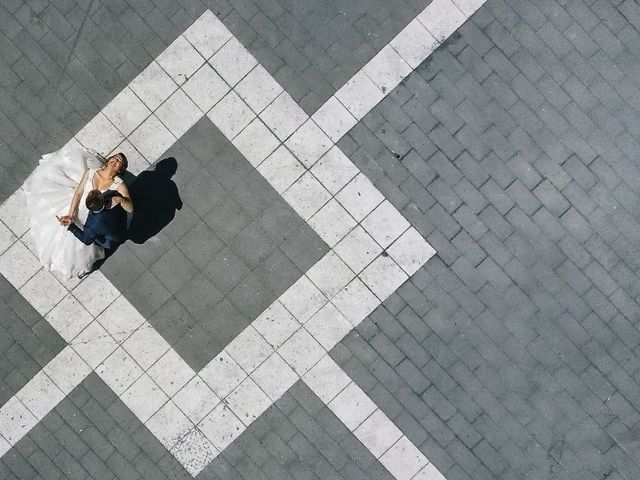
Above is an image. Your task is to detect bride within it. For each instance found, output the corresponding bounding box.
[23,146,133,279]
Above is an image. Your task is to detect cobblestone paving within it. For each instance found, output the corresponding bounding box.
[2,0,640,479]
[332,1,640,479]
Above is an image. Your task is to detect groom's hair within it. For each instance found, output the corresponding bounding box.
[86,189,104,212]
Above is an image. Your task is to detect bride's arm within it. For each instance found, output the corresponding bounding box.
[68,169,89,218]
[115,183,133,213]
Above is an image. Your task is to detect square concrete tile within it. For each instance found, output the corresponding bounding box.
[180,170,226,217]
[149,299,198,347]
[162,204,200,243]
[281,226,330,272]
[203,247,251,295]
[150,246,198,295]
[123,271,172,319]
[127,231,173,268]
[177,222,225,266]
[258,197,306,244]
[253,249,303,298]
[201,299,246,341]
[181,117,230,164]
[206,143,255,192]
[229,221,277,269]
[100,243,147,291]
[227,273,277,321]
[174,325,218,371]
[175,273,223,323]
[203,198,252,244]
[231,170,279,218]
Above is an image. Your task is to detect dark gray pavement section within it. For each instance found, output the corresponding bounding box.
[0,0,428,203]
[102,117,328,372]
[332,0,640,479]
[0,274,65,410]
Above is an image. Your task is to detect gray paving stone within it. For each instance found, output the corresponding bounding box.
[150,245,198,295]
[174,222,224,268]
[226,271,275,319]
[122,270,171,319]
[203,246,250,295]
[175,272,222,321]
[203,197,251,244]
[325,1,640,479]
[145,298,192,346]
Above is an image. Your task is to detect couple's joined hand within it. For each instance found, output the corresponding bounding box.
[56,215,72,226]
[56,198,124,226]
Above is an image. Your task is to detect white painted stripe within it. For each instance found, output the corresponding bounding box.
[0,220,17,256]
[43,346,92,395]
[170,427,218,477]
[312,0,484,142]
[303,356,444,480]
[381,436,431,480]
[0,397,38,445]
[0,346,92,448]
[451,0,486,16]
[418,0,467,42]
[0,433,9,458]
[19,269,68,316]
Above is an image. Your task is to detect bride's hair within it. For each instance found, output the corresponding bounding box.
[117,152,128,174]
[105,152,128,174]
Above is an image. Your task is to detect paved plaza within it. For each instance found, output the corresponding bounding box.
[1,0,640,479]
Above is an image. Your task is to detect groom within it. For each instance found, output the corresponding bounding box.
[58,189,128,274]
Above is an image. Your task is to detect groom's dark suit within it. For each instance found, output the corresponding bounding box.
[68,190,127,251]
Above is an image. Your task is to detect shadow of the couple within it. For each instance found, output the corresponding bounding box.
[126,156,182,244]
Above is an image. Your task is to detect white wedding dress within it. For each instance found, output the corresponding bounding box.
[24,146,123,279]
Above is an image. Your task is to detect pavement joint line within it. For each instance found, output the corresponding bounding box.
[53,0,100,91]
[303,355,446,480]
[0,0,484,476]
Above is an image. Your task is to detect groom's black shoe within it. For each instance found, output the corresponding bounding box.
[77,271,91,280]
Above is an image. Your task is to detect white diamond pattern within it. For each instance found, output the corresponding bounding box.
[0,3,482,477]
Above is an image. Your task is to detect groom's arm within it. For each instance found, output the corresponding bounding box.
[67,222,100,246]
